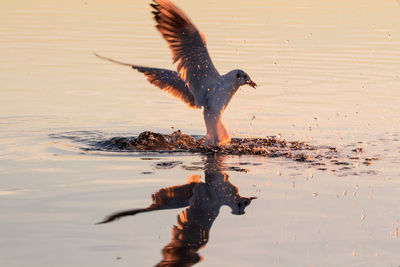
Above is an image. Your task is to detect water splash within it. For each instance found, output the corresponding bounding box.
[50,130,380,176]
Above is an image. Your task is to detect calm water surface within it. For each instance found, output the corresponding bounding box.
[1,0,400,266]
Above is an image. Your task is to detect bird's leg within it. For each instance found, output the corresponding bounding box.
[203,108,231,147]
[215,117,230,145]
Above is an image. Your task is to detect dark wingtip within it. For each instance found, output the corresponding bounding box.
[95,208,149,225]
[95,217,116,225]
[150,3,159,9]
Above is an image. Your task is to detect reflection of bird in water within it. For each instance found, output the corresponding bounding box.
[95,0,257,147]
[97,155,256,267]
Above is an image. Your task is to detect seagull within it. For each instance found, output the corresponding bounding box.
[95,0,257,147]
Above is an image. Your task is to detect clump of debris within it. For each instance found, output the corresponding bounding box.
[93,130,334,162]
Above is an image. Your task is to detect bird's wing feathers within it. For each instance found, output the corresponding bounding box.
[152,0,220,107]
[133,66,197,108]
[94,53,197,108]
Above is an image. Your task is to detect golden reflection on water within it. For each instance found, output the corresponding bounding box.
[97,155,256,266]
[1,2,400,266]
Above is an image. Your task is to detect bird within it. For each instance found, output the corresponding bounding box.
[95,0,257,147]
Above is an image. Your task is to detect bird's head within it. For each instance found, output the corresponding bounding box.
[230,69,256,89]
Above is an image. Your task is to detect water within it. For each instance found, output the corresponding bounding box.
[1,0,400,266]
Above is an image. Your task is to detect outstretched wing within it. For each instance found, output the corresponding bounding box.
[96,208,151,224]
[94,53,197,108]
[151,0,220,107]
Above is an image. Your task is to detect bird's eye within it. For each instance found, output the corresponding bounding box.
[236,73,240,79]
[243,75,248,80]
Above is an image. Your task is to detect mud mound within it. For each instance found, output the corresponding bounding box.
[91,130,335,162]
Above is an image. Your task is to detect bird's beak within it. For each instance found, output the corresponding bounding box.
[247,80,257,89]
